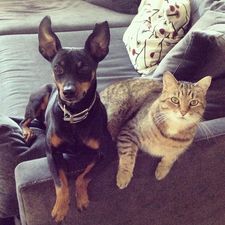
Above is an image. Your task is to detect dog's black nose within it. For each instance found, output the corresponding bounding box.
[63,86,76,98]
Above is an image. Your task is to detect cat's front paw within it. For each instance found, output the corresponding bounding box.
[116,170,132,189]
[155,162,170,181]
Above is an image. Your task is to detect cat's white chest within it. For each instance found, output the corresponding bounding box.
[166,111,194,135]
[140,116,189,157]
[166,119,184,135]
[139,118,167,157]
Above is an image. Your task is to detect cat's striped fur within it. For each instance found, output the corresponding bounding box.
[100,71,211,189]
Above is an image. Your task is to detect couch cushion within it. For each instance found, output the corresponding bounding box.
[152,10,225,80]
[15,131,225,225]
[0,0,134,35]
[150,10,225,120]
[190,0,225,25]
[0,27,138,118]
[123,0,190,75]
[84,0,141,14]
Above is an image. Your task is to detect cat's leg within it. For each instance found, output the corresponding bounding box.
[108,117,122,141]
[155,155,178,180]
[116,134,139,189]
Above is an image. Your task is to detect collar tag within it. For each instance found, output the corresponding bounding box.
[58,94,96,124]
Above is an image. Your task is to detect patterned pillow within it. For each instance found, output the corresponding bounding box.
[123,0,191,75]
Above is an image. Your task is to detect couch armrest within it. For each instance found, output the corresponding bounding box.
[15,136,225,225]
[15,156,90,225]
[15,158,55,225]
[195,117,225,142]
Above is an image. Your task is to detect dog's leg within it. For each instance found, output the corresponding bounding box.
[75,161,96,211]
[46,134,70,222]
[51,167,70,222]
[75,131,116,211]
[21,84,52,143]
[86,131,116,178]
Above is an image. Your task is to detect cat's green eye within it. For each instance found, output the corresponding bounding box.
[190,100,199,106]
[171,97,179,104]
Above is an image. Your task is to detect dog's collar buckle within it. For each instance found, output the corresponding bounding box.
[58,94,97,124]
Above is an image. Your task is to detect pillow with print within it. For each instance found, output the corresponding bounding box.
[123,0,191,75]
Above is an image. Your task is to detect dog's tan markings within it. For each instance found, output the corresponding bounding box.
[51,133,63,148]
[22,118,32,127]
[75,162,95,211]
[40,94,50,110]
[55,79,64,88]
[83,138,100,150]
[55,82,65,97]
[33,93,51,118]
[78,82,91,94]
[21,118,33,142]
[22,93,50,143]
[51,169,70,222]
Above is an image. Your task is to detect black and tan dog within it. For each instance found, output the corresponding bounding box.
[20,16,113,222]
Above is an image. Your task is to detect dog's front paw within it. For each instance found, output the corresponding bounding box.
[116,170,132,189]
[22,127,35,143]
[76,191,89,212]
[51,198,69,222]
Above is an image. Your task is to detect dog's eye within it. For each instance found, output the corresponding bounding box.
[54,65,64,75]
[77,65,91,81]
[78,65,89,74]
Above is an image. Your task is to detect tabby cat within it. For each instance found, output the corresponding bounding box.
[100,71,211,189]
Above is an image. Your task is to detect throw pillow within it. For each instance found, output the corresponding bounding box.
[151,10,225,120]
[152,10,225,81]
[84,0,141,14]
[123,0,191,75]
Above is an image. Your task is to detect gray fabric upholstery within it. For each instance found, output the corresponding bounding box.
[152,10,225,80]
[0,27,137,118]
[16,132,225,225]
[190,0,225,25]
[151,10,225,120]
[0,115,27,218]
[84,0,141,14]
[0,0,134,35]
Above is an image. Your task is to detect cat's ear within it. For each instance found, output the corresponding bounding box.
[195,76,212,93]
[163,71,178,90]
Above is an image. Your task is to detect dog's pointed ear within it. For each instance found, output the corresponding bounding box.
[38,16,62,61]
[85,21,110,62]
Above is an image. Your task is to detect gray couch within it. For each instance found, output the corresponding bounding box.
[0,0,225,225]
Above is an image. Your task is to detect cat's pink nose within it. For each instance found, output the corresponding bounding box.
[180,110,187,116]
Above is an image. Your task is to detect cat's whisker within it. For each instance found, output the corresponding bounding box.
[202,123,214,139]
[197,123,213,140]
[154,113,167,125]
[196,124,207,139]
[155,112,167,119]
[101,73,211,188]
[155,116,164,121]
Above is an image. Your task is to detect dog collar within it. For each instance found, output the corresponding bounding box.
[58,94,97,123]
